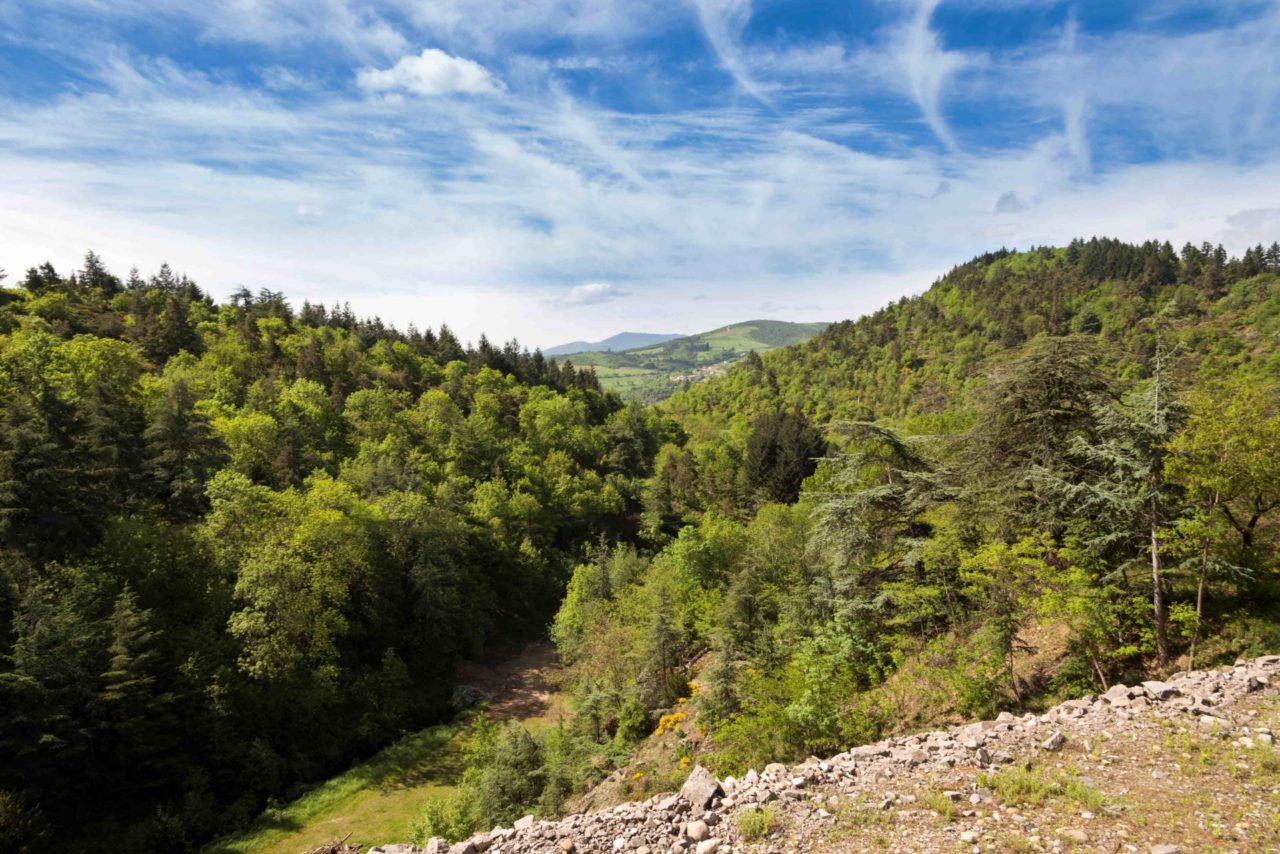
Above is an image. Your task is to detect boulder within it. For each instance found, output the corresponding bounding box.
[681,765,723,809]
[1141,680,1178,699]
[684,819,710,842]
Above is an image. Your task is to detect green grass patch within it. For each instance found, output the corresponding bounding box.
[919,790,956,823]
[212,720,467,854]
[978,764,1109,811]
[735,806,780,842]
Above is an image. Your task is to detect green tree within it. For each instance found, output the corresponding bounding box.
[744,409,826,504]
[1038,355,1183,666]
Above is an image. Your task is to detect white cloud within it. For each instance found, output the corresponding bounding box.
[563,282,629,305]
[891,0,979,150]
[356,48,502,96]
[691,0,773,105]
[3,0,1280,350]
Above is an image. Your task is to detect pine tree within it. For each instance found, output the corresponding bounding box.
[1035,345,1183,666]
[144,379,226,518]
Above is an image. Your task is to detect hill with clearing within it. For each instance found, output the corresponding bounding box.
[544,332,683,357]
[568,319,827,402]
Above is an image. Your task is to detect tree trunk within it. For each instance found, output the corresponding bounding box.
[1189,543,1208,671]
[1151,508,1170,667]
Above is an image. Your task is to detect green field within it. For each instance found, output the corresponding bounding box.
[214,646,565,854]
[213,723,467,854]
[569,319,826,403]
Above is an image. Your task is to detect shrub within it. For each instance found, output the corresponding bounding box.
[735,806,779,842]
[409,792,475,845]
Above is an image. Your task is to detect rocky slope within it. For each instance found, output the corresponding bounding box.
[374,656,1280,854]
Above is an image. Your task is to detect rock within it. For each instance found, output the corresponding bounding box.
[656,794,682,812]
[684,820,710,842]
[681,765,724,809]
[1103,684,1132,704]
[356,657,1280,854]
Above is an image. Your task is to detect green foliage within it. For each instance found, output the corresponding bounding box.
[573,239,1280,781]
[735,806,780,841]
[409,792,476,845]
[0,255,671,849]
[569,321,826,404]
[744,409,826,505]
[0,789,48,851]
[8,239,1280,849]
[978,766,1109,811]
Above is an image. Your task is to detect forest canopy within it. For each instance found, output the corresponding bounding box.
[4,237,1280,850]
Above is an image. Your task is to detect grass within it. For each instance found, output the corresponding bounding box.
[918,790,956,824]
[735,806,780,842]
[212,721,468,854]
[977,764,1110,812]
[215,644,567,853]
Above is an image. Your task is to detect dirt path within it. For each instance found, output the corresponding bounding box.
[457,641,566,724]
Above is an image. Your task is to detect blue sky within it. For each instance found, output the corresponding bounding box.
[2,0,1278,347]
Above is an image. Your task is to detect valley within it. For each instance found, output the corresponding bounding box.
[565,320,827,403]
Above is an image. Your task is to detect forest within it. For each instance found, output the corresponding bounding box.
[4,237,1280,850]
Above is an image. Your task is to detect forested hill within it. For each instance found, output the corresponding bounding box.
[667,239,1280,434]
[6,239,1280,852]
[568,319,828,404]
[0,257,681,849]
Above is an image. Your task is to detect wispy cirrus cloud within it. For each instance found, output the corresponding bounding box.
[691,0,773,105]
[1,0,1279,348]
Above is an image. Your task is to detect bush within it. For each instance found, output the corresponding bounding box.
[466,725,544,828]
[735,806,779,842]
[0,790,48,852]
[410,792,475,845]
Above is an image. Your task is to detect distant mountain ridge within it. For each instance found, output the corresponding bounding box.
[568,319,827,403]
[545,332,683,356]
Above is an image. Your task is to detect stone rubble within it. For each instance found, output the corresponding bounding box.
[368,655,1280,854]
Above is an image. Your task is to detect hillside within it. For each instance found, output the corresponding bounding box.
[0,258,679,851]
[569,320,827,403]
[545,333,682,357]
[393,655,1280,853]
[5,239,1280,853]
[666,240,1280,439]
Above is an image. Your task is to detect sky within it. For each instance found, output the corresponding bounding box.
[2,1,1279,349]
